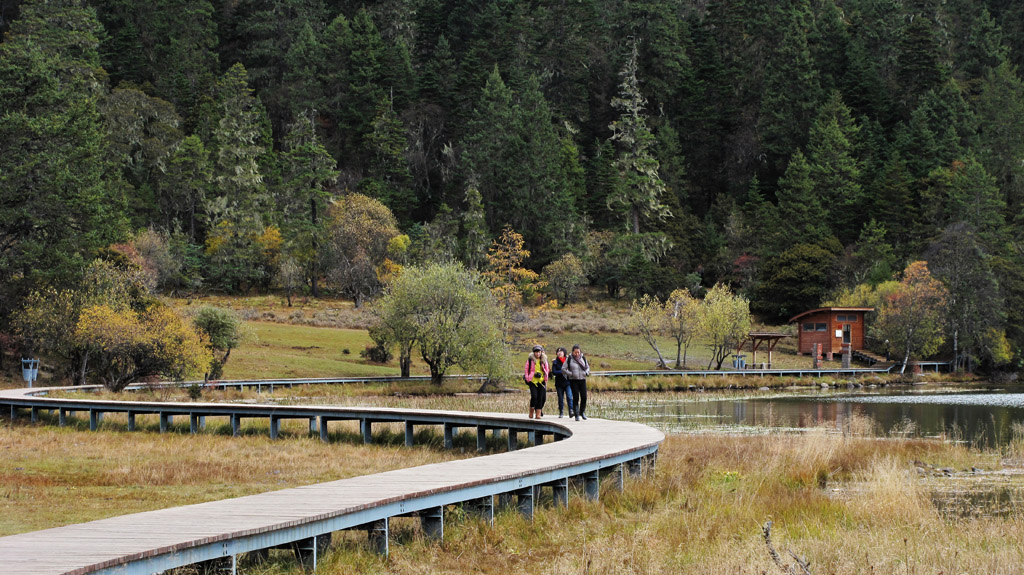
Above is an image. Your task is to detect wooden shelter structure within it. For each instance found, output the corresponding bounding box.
[789,307,873,360]
[735,332,789,369]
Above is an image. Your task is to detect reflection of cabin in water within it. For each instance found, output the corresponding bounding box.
[789,307,873,360]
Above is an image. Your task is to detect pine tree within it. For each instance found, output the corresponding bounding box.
[758,0,823,177]
[363,95,415,224]
[772,150,831,250]
[609,41,670,234]
[806,92,865,244]
[460,184,490,271]
[0,0,127,322]
[279,110,338,297]
[973,61,1024,215]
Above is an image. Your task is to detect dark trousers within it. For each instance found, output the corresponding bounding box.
[569,379,587,415]
[528,383,547,410]
[555,380,574,414]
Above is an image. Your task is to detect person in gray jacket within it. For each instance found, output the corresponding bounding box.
[563,344,590,421]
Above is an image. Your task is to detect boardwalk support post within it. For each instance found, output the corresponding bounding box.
[584,470,600,501]
[30,407,38,423]
[464,496,494,525]
[507,429,519,451]
[477,426,487,452]
[628,458,643,478]
[292,533,332,568]
[270,415,280,440]
[89,409,100,431]
[160,413,171,433]
[515,486,535,519]
[361,419,372,444]
[319,416,329,442]
[363,518,389,556]
[58,408,67,426]
[308,417,318,435]
[614,463,625,491]
[420,506,444,540]
[230,414,241,436]
[550,478,569,509]
[405,422,415,447]
[126,411,135,431]
[444,423,455,449]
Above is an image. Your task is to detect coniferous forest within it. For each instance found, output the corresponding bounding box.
[3,0,1024,371]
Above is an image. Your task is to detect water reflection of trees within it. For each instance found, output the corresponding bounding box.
[635,396,1024,447]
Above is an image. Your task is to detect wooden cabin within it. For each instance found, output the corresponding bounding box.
[789,307,873,360]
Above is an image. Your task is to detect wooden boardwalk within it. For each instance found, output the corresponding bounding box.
[0,386,664,575]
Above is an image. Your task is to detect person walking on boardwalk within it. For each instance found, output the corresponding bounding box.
[563,344,590,421]
[551,347,574,418]
[524,345,549,418]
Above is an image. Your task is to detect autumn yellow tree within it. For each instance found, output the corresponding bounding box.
[873,261,949,374]
[698,283,752,370]
[76,303,211,391]
[630,294,668,368]
[665,288,700,369]
[323,193,400,307]
[482,227,542,333]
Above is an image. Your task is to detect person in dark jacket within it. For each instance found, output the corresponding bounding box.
[523,345,549,418]
[551,347,574,418]
[562,344,590,421]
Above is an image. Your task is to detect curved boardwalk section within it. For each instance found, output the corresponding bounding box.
[0,386,664,575]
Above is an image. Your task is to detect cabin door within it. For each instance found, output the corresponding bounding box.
[842,324,851,345]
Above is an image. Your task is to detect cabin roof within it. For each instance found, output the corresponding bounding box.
[788,307,874,323]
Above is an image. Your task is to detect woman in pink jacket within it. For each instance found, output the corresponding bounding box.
[524,345,549,418]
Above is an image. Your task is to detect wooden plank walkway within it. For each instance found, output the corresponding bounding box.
[0,386,664,575]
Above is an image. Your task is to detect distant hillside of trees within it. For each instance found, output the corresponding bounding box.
[3,0,1024,372]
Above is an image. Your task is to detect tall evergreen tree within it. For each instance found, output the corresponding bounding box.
[279,110,338,297]
[806,92,865,244]
[608,42,670,234]
[0,0,127,323]
[757,0,822,177]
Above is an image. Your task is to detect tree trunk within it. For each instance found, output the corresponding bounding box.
[75,352,89,386]
[901,349,911,375]
[674,340,682,369]
[631,207,640,234]
[310,197,320,298]
[400,353,411,378]
[429,367,444,386]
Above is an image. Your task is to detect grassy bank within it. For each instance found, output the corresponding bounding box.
[212,430,1024,575]
[4,387,1024,574]
[0,417,470,536]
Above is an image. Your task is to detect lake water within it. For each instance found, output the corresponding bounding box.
[598,387,1024,446]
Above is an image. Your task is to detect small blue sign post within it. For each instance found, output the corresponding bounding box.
[21,358,39,387]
